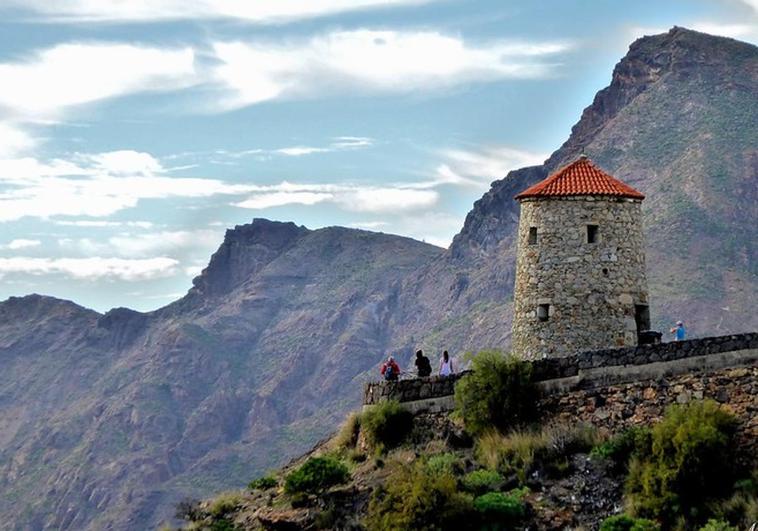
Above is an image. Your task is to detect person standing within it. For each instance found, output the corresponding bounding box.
[415,350,432,377]
[380,356,400,381]
[670,320,686,341]
[438,350,454,377]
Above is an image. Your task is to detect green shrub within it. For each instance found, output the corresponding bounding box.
[599,514,660,531]
[454,351,537,435]
[712,470,758,528]
[592,426,651,472]
[475,423,598,483]
[625,400,738,526]
[461,469,504,494]
[333,412,362,450]
[426,453,462,475]
[365,459,474,530]
[473,489,528,529]
[248,475,277,491]
[360,400,413,452]
[698,519,738,531]
[208,492,243,517]
[284,456,350,495]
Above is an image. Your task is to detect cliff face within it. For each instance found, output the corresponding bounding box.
[0,27,756,530]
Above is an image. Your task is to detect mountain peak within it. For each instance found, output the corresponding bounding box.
[189,219,310,298]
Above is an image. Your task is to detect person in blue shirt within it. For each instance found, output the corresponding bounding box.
[670,320,686,341]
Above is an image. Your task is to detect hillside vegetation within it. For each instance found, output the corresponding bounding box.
[179,352,757,530]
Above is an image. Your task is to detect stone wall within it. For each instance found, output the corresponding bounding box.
[363,372,469,406]
[512,196,648,359]
[540,365,758,464]
[531,332,758,381]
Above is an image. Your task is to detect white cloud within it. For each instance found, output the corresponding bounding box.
[0,256,179,280]
[5,0,433,23]
[53,220,154,228]
[107,230,222,257]
[0,43,196,119]
[235,191,333,209]
[0,122,35,157]
[348,221,390,229]
[0,150,256,222]
[233,181,439,213]
[212,30,571,108]
[0,238,41,250]
[434,146,547,186]
[275,146,331,157]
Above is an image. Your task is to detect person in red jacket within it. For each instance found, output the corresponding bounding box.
[380,355,400,381]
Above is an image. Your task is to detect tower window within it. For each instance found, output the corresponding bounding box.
[528,227,538,245]
[537,304,550,322]
[587,224,599,244]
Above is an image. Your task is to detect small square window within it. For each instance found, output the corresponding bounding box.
[528,227,538,245]
[587,224,599,244]
[537,304,549,322]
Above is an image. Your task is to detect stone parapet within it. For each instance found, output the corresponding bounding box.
[363,372,470,405]
[531,332,758,381]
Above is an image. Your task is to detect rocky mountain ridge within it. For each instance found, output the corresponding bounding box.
[0,27,756,530]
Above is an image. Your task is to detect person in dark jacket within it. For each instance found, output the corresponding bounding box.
[414,350,432,377]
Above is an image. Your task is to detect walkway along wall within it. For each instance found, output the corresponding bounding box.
[362,333,758,457]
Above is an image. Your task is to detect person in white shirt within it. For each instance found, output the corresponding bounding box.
[439,350,454,377]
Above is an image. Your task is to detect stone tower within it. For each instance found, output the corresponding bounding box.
[511,156,649,359]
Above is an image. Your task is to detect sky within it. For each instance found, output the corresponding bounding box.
[0,0,756,313]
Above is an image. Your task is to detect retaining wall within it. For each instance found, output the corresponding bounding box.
[361,333,758,432]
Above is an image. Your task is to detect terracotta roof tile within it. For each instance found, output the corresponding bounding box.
[514,156,645,200]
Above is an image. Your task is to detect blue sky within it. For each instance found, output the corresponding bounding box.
[0,0,756,312]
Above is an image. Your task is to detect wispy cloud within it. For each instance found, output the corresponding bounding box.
[3,0,434,23]
[0,150,255,222]
[0,256,179,280]
[0,122,35,157]
[212,30,572,109]
[233,181,439,213]
[0,238,41,250]
[0,43,196,120]
[60,229,224,258]
[434,145,547,186]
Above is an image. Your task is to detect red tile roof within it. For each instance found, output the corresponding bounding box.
[514,156,645,200]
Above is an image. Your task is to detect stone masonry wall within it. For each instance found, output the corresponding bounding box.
[540,365,758,464]
[531,332,758,381]
[363,372,469,405]
[512,196,648,359]
[363,333,756,406]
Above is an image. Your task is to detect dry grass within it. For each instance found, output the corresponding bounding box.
[208,490,244,517]
[332,411,362,450]
[475,422,602,483]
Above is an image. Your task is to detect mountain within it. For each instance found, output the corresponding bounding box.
[0,27,756,530]
[388,26,758,355]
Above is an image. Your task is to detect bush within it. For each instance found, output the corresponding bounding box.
[284,456,350,495]
[599,514,660,531]
[333,412,362,450]
[473,489,529,529]
[592,426,651,472]
[454,351,537,435]
[360,400,413,452]
[208,492,243,517]
[698,519,738,531]
[712,470,758,528]
[426,453,463,475]
[248,475,277,491]
[461,469,504,494]
[475,423,598,483]
[365,459,474,530]
[625,400,738,527]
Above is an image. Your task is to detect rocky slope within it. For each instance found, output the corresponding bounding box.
[0,27,756,530]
